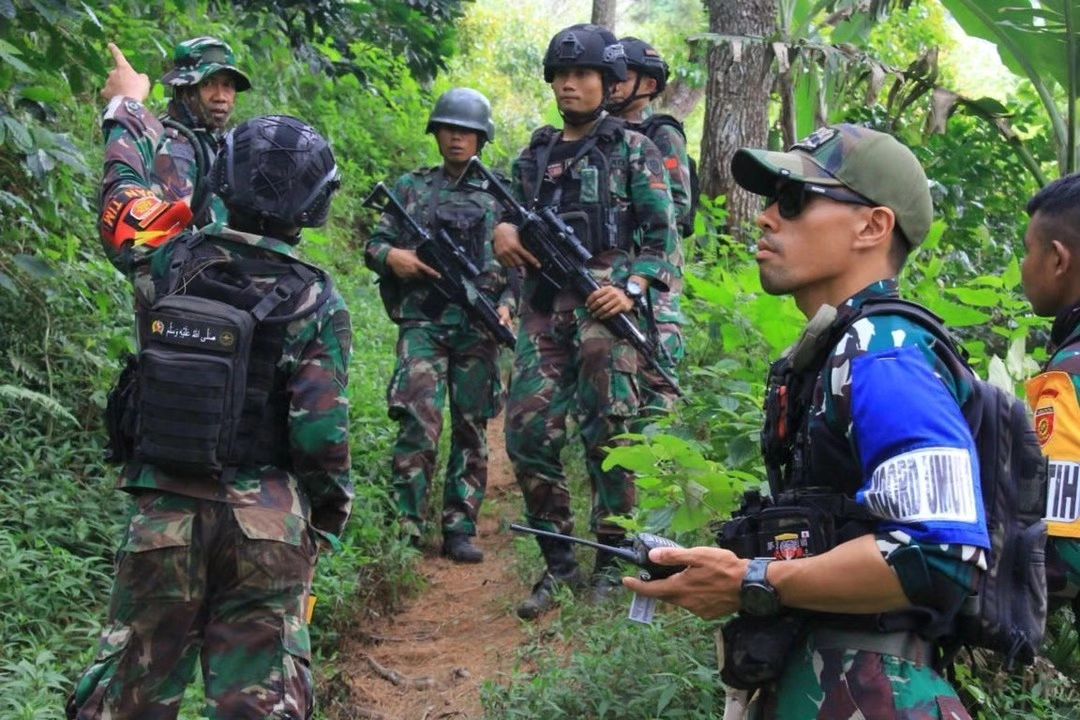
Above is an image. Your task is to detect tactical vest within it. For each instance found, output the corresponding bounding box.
[516,115,635,256]
[126,232,330,478]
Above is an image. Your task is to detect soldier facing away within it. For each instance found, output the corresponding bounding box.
[100,37,251,231]
[365,88,515,563]
[493,23,679,618]
[1021,174,1080,618]
[626,125,988,718]
[608,36,690,421]
[68,110,351,718]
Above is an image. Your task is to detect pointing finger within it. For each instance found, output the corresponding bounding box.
[108,42,132,70]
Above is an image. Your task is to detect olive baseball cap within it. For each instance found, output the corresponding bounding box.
[731,123,933,246]
[161,37,252,92]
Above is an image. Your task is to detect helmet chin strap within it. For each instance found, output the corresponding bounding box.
[604,74,643,114]
[559,83,614,127]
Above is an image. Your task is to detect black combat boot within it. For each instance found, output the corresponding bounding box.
[442,532,484,563]
[516,537,582,620]
[589,534,626,603]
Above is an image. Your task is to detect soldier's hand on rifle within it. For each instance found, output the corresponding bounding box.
[497,305,514,331]
[622,546,748,620]
[493,222,541,269]
[586,275,648,320]
[386,248,441,280]
[102,43,150,103]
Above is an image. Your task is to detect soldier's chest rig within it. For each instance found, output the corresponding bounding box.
[519,116,635,259]
[114,232,331,479]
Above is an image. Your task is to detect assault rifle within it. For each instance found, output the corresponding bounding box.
[363,182,516,349]
[462,156,681,396]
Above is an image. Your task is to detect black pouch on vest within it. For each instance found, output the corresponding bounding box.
[720,614,807,690]
[104,353,139,464]
[135,294,254,476]
[717,504,837,560]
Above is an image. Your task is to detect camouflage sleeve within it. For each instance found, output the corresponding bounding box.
[288,294,354,537]
[479,193,516,314]
[364,174,413,277]
[651,124,692,228]
[497,153,528,225]
[822,319,988,609]
[625,133,677,292]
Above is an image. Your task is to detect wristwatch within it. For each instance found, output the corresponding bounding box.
[625,278,645,300]
[740,558,781,616]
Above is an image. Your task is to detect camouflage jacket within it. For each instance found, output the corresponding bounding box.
[100,105,353,538]
[508,114,678,312]
[365,165,515,324]
[765,280,988,627]
[626,106,688,324]
[101,95,227,235]
[1025,303,1080,595]
[109,228,353,537]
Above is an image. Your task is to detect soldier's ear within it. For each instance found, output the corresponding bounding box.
[851,206,894,254]
[1049,239,1073,279]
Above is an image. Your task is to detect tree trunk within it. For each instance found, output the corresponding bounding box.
[700,0,776,239]
[592,0,617,31]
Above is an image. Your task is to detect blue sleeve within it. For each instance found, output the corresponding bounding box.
[851,345,989,548]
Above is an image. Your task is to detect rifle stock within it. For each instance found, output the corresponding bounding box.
[363,182,516,349]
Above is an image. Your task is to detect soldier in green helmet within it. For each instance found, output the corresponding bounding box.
[366,88,515,563]
[99,38,252,232]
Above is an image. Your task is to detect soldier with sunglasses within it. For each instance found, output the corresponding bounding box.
[625,124,986,719]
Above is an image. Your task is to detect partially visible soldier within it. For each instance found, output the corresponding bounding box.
[493,24,678,617]
[69,109,351,717]
[1021,173,1080,615]
[609,36,690,420]
[100,38,251,232]
[626,125,988,718]
[365,88,514,563]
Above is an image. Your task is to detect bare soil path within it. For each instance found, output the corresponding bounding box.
[333,414,538,720]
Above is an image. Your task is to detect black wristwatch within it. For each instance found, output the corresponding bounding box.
[740,558,781,616]
[625,278,645,301]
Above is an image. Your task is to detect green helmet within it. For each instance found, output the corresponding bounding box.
[426,88,495,142]
[160,36,252,92]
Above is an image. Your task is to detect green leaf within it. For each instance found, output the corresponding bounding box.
[2,116,33,152]
[944,286,1001,308]
[1002,256,1021,290]
[0,38,32,73]
[920,296,990,327]
[0,271,16,293]
[0,385,78,425]
[13,254,56,279]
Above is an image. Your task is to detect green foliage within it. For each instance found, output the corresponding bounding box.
[481,603,722,720]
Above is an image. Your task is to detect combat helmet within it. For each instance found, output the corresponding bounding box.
[211,115,341,234]
[543,24,627,84]
[619,37,669,95]
[426,88,495,143]
[161,36,252,92]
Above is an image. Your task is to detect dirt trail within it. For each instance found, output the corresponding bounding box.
[335,414,535,720]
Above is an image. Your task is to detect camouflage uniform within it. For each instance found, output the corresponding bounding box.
[101,96,227,229]
[365,167,512,538]
[505,115,678,537]
[69,118,351,718]
[758,280,986,719]
[627,106,690,421]
[1026,305,1080,605]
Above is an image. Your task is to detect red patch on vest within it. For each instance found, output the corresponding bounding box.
[664,156,679,171]
[1035,406,1055,447]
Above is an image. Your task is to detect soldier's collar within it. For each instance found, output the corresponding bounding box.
[1050,302,1080,355]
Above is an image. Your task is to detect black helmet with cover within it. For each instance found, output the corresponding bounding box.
[542,24,627,84]
[211,115,341,236]
[619,37,669,95]
[426,88,496,143]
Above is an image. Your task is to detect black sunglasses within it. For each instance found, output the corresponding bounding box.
[766,181,876,219]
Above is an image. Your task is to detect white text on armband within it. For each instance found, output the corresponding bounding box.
[864,447,977,523]
[1047,461,1080,523]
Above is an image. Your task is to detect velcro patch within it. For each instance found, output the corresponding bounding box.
[148,313,239,353]
[863,447,977,524]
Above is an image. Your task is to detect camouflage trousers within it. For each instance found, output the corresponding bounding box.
[757,634,971,720]
[506,305,639,536]
[388,319,501,537]
[68,491,317,720]
[634,321,684,427]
